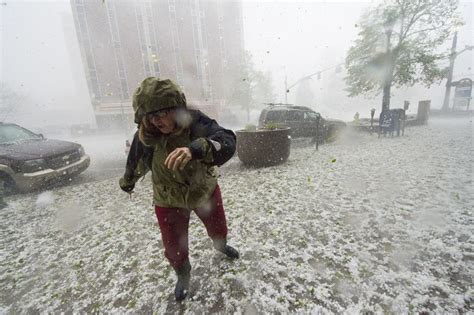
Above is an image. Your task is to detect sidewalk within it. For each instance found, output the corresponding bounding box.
[1,117,472,313]
[346,114,421,133]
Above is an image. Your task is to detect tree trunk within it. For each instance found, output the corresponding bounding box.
[382,78,392,112]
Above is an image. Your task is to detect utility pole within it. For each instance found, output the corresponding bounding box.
[284,62,344,104]
[442,32,458,112]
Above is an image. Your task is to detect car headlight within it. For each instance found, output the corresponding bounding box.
[22,159,46,173]
[78,146,85,156]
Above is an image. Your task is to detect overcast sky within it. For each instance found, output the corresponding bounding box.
[243,0,473,117]
[1,0,93,127]
[243,1,370,95]
[1,0,473,126]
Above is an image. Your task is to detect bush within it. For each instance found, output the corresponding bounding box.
[244,124,257,131]
[263,122,279,130]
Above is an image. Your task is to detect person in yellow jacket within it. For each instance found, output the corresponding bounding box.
[119,77,239,301]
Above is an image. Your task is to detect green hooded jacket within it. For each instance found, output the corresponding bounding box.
[121,77,236,209]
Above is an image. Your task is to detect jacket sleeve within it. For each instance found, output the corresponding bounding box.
[122,130,153,187]
[187,110,236,166]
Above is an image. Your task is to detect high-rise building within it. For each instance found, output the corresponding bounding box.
[70,0,244,128]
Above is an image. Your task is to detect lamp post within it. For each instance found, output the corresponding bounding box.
[285,75,312,104]
[381,19,395,113]
[315,114,320,151]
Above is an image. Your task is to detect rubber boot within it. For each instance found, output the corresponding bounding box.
[213,239,240,259]
[173,260,191,301]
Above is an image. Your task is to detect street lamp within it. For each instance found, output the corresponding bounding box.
[285,75,312,104]
[381,18,395,113]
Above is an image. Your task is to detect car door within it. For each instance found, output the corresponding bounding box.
[286,110,304,137]
[303,111,319,137]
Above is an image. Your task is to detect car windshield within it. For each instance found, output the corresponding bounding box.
[0,124,42,144]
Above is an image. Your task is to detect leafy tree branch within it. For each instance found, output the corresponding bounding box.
[345,0,462,108]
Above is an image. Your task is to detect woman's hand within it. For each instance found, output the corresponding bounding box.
[165,147,192,170]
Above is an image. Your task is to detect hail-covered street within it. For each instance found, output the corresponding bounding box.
[1,116,472,313]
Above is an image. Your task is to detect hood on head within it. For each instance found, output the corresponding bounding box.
[132,77,187,124]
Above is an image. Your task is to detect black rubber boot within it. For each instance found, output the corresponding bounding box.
[213,239,240,259]
[173,260,191,302]
[222,245,240,259]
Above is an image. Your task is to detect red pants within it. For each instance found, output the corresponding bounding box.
[155,185,228,268]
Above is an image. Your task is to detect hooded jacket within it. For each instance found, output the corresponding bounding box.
[121,77,236,209]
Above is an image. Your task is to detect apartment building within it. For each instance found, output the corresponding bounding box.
[70,0,244,128]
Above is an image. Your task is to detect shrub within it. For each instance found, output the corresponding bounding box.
[263,122,278,130]
[244,124,257,131]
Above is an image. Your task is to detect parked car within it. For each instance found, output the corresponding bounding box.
[258,104,327,138]
[0,122,90,193]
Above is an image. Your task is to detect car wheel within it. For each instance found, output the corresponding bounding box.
[0,173,16,196]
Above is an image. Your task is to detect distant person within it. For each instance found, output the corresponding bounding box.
[353,112,360,123]
[119,77,239,301]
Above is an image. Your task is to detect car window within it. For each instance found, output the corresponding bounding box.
[287,110,304,121]
[304,112,319,121]
[0,125,42,144]
[266,110,286,122]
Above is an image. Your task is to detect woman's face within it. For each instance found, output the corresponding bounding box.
[148,109,176,134]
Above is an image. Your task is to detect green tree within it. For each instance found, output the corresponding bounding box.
[228,51,275,122]
[345,0,462,112]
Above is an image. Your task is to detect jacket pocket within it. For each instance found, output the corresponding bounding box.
[154,185,186,208]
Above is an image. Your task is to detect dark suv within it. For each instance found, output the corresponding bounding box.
[258,104,326,138]
[0,123,90,193]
